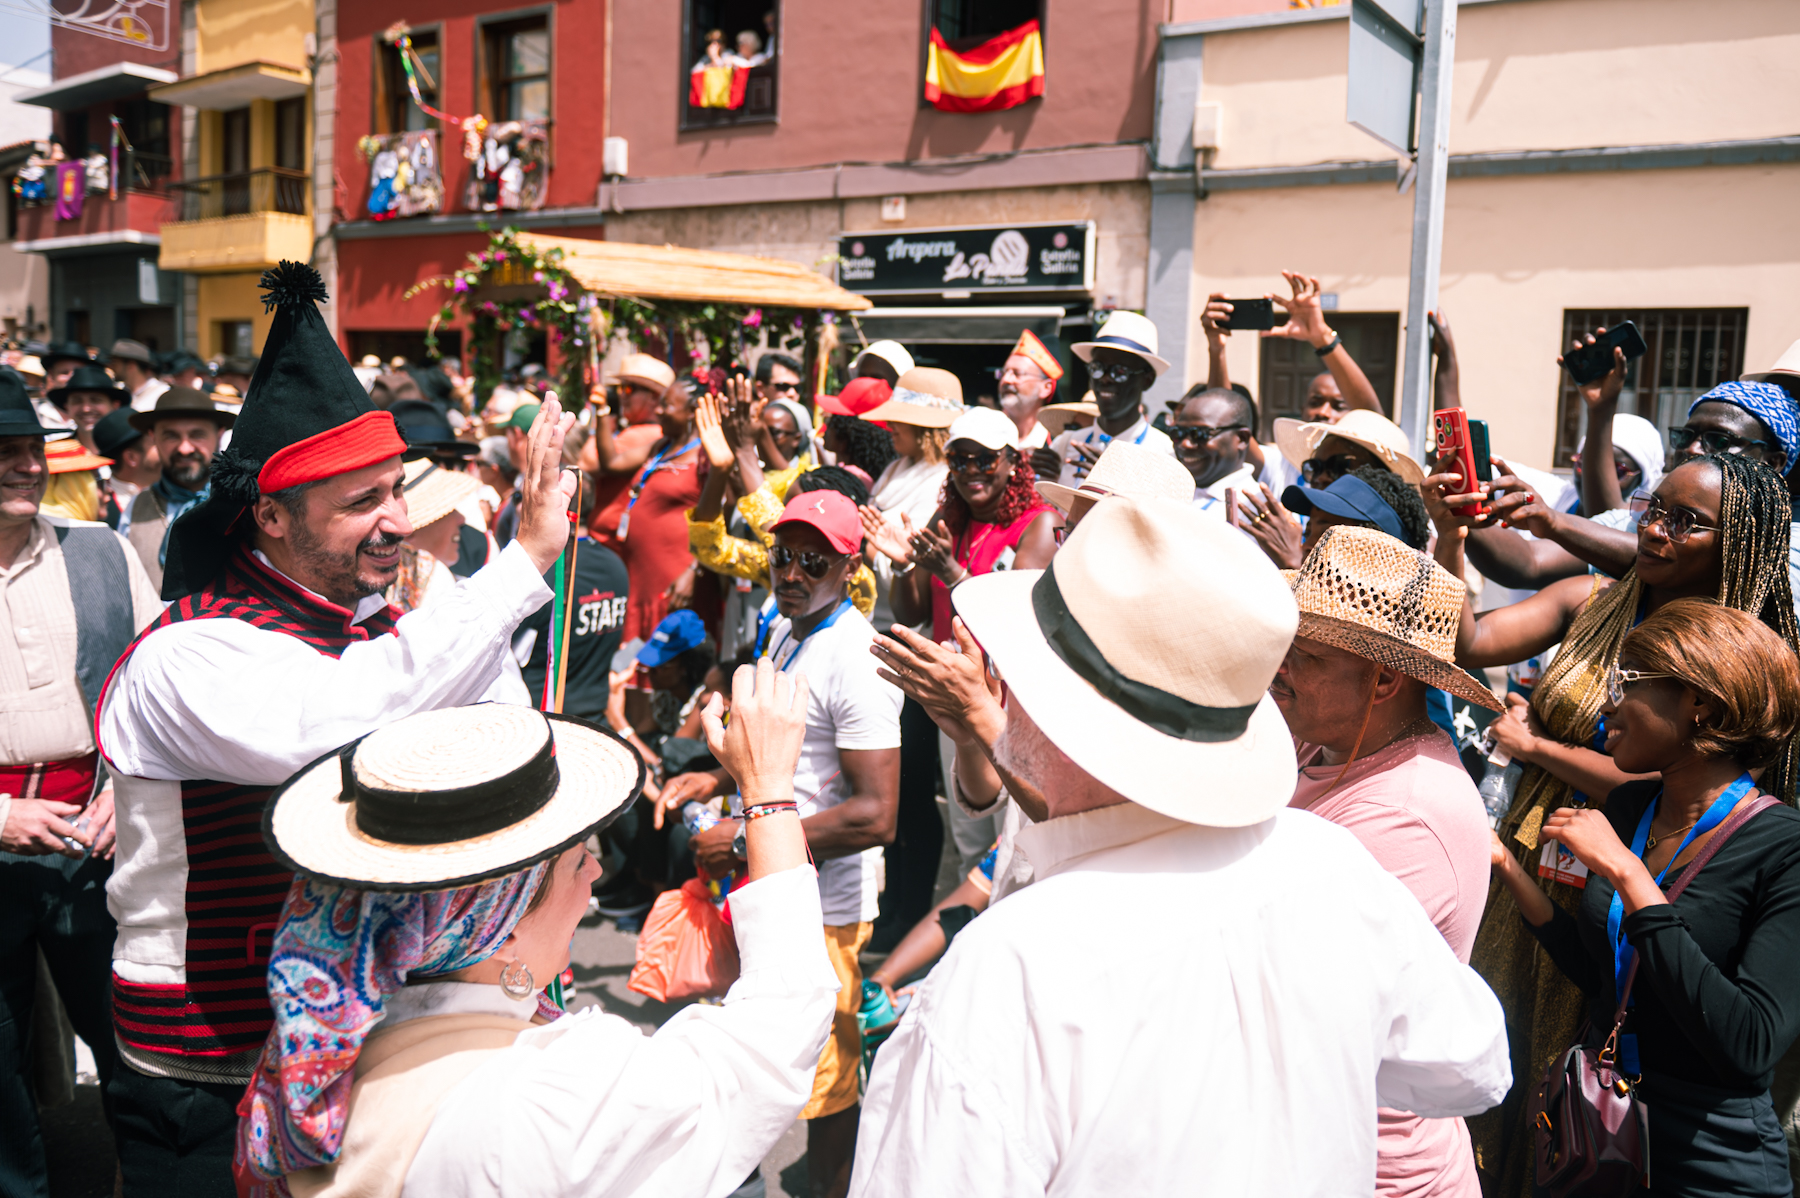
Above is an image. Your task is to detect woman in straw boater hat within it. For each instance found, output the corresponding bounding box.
[856,366,960,633]
[1430,450,1800,1197]
[1271,407,1426,490]
[237,664,838,1197]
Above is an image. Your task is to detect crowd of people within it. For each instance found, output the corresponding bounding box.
[5,256,1800,1198]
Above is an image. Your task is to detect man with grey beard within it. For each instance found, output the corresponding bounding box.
[996,329,1061,451]
[849,497,1509,1197]
[123,388,235,591]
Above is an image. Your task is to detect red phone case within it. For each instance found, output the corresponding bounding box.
[1434,410,1486,518]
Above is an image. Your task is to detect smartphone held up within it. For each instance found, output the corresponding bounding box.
[1561,321,1648,385]
[1434,409,1494,519]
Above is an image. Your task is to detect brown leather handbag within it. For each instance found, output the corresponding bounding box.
[1531,794,1780,1198]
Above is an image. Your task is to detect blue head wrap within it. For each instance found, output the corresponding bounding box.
[1689,381,1800,474]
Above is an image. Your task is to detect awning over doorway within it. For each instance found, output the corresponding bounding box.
[514,232,871,312]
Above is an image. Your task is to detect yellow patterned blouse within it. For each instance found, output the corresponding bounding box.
[687,466,877,617]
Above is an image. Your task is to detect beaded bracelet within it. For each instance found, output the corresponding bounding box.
[743,801,799,821]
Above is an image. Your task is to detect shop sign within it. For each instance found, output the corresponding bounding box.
[837,221,1095,296]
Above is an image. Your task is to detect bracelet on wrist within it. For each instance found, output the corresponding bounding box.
[743,801,798,821]
[1314,332,1343,358]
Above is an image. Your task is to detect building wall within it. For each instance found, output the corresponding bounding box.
[52,14,180,76]
[196,0,313,72]
[608,0,1156,179]
[1191,163,1800,470]
[197,270,268,356]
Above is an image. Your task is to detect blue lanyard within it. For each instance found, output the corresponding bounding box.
[1088,423,1149,449]
[625,437,699,513]
[1606,772,1752,1074]
[766,598,854,671]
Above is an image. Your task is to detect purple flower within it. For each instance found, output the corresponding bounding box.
[742,308,763,329]
[453,277,470,294]
[546,280,567,302]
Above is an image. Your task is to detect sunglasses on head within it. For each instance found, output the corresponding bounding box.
[770,544,843,578]
[947,449,1005,474]
[1669,426,1771,456]
[1170,423,1245,448]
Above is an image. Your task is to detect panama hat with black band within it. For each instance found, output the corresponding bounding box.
[264,704,643,892]
[1070,311,1170,379]
[952,495,1300,827]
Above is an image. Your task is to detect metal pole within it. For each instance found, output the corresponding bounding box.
[1397,0,1456,458]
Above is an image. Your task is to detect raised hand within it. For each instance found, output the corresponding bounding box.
[1201,292,1234,349]
[1266,270,1332,347]
[514,394,580,574]
[699,659,812,879]
[870,618,1005,750]
[1559,326,1627,412]
[695,394,735,471]
[903,513,958,583]
[1235,482,1306,570]
[861,503,912,566]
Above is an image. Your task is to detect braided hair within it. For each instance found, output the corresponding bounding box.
[793,464,871,509]
[825,413,896,478]
[938,450,1043,538]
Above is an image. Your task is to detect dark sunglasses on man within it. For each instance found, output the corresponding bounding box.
[1668,425,1771,457]
[770,544,843,579]
[1169,424,1245,448]
[1087,361,1146,383]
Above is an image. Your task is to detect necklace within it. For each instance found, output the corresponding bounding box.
[1644,819,1698,854]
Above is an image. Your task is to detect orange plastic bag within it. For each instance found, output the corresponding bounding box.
[627,878,741,1002]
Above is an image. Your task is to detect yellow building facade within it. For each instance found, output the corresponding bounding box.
[154,0,314,360]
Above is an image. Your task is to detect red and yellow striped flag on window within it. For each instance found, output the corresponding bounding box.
[925,19,1045,113]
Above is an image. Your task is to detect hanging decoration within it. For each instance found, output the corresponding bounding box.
[53,159,83,221]
[466,122,548,212]
[357,131,444,219]
[108,115,129,201]
[381,23,509,169]
[924,19,1046,113]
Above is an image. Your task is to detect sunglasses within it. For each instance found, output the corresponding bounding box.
[1628,493,1719,544]
[1669,426,1771,456]
[1302,453,1365,485]
[947,449,1005,474]
[1605,664,1679,706]
[1170,423,1246,448]
[766,380,801,394]
[770,544,843,579]
[1087,361,1147,383]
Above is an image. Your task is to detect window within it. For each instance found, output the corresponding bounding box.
[486,18,550,123]
[377,29,439,133]
[1257,313,1400,437]
[117,97,173,188]
[218,320,254,360]
[680,0,778,130]
[221,107,251,215]
[275,97,306,170]
[60,111,89,156]
[1552,308,1748,467]
[931,0,1041,45]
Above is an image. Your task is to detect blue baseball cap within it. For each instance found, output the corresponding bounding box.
[637,609,707,668]
[1282,473,1407,545]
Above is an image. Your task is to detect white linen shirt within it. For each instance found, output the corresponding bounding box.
[849,802,1510,1198]
[1046,416,1176,488]
[404,865,838,1198]
[1191,461,1260,537]
[100,540,551,983]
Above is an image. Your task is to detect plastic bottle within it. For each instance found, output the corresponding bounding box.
[1477,729,1522,829]
[682,801,720,835]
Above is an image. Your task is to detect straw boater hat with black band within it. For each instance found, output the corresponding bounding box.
[953,496,1300,826]
[160,262,409,600]
[1290,524,1502,712]
[265,704,643,891]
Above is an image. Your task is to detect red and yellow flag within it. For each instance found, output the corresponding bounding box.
[925,20,1045,113]
[689,64,748,110]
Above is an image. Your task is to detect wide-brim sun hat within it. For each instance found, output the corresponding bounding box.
[1744,338,1800,387]
[1071,311,1170,379]
[1290,524,1502,712]
[401,457,480,530]
[1037,397,1099,438]
[610,352,677,397]
[1272,408,1424,485]
[1037,437,1194,513]
[46,437,111,473]
[265,704,643,892]
[953,496,1300,827]
[860,366,965,428]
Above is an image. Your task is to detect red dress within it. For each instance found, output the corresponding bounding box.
[617,438,703,642]
[930,502,1055,642]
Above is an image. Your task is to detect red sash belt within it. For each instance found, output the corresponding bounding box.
[0,750,100,806]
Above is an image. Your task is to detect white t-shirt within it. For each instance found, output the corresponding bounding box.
[761,602,903,925]
[1192,462,1259,538]
[1047,417,1176,487]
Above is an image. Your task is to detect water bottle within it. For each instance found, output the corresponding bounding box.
[682,800,720,835]
[1476,728,1521,829]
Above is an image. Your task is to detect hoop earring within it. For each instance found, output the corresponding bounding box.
[499,958,536,1001]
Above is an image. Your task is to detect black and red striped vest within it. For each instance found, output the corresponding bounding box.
[100,548,399,1062]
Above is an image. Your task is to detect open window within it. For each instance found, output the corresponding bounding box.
[930,0,1042,45]
[680,0,779,130]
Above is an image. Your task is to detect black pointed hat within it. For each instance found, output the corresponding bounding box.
[160,261,408,601]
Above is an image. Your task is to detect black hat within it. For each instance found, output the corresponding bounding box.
[92,407,144,458]
[0,367,51,437]
[128,386,237,433]
[41,340,93,370]
[161,261,407,601]
[390,399,476,459]
[46,363,127,409]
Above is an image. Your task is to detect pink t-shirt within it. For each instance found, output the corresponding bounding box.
[1292,727,1490,1198]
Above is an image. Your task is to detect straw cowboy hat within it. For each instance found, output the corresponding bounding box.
[265,704,643,891]
[1744,339,1800,388]
[1272,408,1424,485]
[1037,438,1194,514]
[610,352,677,396]
[1290,525,1502,712]
[1037,395,1100,438]
[954,496,1299,827]
[1071,311,1170,379]
[859,366,965,428]
[401,457,480,530]
[45,436,110,473]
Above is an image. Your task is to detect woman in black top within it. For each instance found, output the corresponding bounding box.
[1489,598,1800,1196]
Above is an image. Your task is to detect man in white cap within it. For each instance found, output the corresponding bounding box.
[854,340,914,387]
[849,498,1509,1196]
[1031,311,1175,488]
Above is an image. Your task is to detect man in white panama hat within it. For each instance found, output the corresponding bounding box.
[1273,525,1503,1198]
[849,498,1508,1197]
[1030,311,1177,489]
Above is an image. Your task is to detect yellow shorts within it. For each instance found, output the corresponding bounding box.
[801,921,872,1120]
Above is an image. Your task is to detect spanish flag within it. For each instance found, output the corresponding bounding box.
[689,64,748,110]
[925,20,1045,113]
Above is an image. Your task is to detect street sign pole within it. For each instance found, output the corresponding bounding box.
[1396,0,1456,461]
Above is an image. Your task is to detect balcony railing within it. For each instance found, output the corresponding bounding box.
[168,166,308,221]
[14,149,177,207]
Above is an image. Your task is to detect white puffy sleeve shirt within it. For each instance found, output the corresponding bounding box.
[404,865,839,1198]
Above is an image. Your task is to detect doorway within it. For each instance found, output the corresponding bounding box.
[1256,312,1399,438]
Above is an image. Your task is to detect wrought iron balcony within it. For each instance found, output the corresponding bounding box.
[168,166,307,221]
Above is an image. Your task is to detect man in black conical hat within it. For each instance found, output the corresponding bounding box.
[93,262,583,1198]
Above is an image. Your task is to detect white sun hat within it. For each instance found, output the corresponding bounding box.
[1071,311,1169,379]
[953,496,1299,827]
[1272,408,1425,485]
[265,704,643,892]
[1036,438,1194,514]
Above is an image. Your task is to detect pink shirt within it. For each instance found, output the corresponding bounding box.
[1293,727,1490,1198]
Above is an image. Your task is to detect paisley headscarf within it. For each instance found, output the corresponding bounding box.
[235,862,554,1185]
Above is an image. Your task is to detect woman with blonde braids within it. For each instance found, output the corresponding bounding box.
[1425,451,1800,1196]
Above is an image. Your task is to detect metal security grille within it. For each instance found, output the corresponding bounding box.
[1553,308,1748,467]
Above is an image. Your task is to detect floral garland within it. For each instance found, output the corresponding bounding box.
[414,226,827,406]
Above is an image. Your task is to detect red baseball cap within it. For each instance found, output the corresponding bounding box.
[769,489,862,554]
[817,377,892,419]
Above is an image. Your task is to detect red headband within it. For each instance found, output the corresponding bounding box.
[258,410,408,493]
